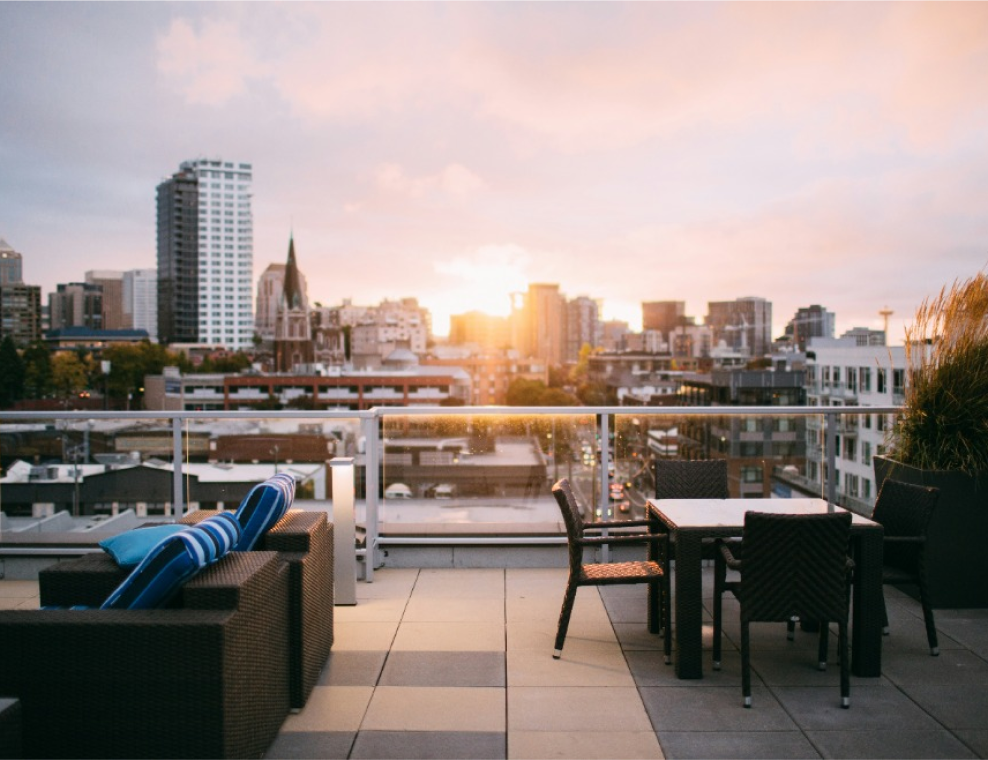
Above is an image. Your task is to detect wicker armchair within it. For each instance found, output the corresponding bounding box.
[713,511,854,708]
[39,510,334,709]
[551,479,669,660]
[1,551,290,758]
[871,479,941,655]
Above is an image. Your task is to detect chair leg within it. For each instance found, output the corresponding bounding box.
[917,581,940,656]
[554,580,579,659]
[881,589,890,635]
[741,618,752,707]
[712,551,725,670]
[787,617,797,641]
[817,623,829,671]
[839,619,850,708]
[663,573,673,665]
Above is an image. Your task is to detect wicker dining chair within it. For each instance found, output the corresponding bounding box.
[653,459,730,654]
[872,479,941,655]
[551,478,669,660]
[713,511,854,708]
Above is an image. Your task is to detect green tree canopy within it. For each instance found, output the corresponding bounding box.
[22,342,52,399]
[0,336,25,408]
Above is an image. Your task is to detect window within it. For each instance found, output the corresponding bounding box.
[862,441,872,466]
[893,369,905,396]
[877,368,887,393]
[740,466,763,482]
[833,366,841,385]
[860,367,871,392]
[846,367,857,393]
[843,437,856,461]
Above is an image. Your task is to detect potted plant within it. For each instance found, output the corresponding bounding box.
[874,272,988,607]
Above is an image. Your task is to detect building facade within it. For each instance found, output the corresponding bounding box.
[122,269,158,342]
[706,296,772,358]
[642,300,686,335]
[49,282,103,330]
[85,270,126,330]
[0,238,41,345]
[784,304,835,350]
[566,295,601,363]
[156,158,253,350]
[801,337,905,512]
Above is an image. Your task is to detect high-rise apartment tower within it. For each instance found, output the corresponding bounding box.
[156,159,253,349]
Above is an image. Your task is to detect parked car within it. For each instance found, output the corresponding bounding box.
[384,483,413,499]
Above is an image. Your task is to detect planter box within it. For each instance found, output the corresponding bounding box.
[874,456,988,608]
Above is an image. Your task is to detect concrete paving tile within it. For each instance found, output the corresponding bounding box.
[880,648,988,685]
[317,651,388,687]
[952,730,988,758]
[603,595,651,623]
[508,643,634,687]
[0,580,39,598]
[0,597,39,609]
[362,686,505,732]
[508,686,653,732]
[658,731,820,759]
[505,568,567,598]
[391,621,505,651]
[333,621,400,651]
[773,685,941,731]
[380,651,505,687]
[750,647,890,687]
[806,730,977,759]
[506,619,616,651]
[403,595,504,623]
[639,687,797,731]
[506,590,609,624]
[356,569,419,599]
[333,596,408,622]
[895,683,988,730]
[930,616,988,659]
[509,730,663,759]
[281,686,374,732]
[352,730,506,759]
[412,568,505,599]
[263,730,355,759]
[612,622,667,651]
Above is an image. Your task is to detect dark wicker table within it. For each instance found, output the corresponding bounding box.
[647,498,884,680]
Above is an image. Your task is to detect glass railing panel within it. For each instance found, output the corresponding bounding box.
[378,412,595,526]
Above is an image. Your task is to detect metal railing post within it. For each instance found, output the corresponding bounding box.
[599,412,610,562]
[362,413,380,580]
[172,415,184,519]
[825,410,837,510]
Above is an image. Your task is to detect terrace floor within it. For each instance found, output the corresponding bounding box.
[3,566,988,759]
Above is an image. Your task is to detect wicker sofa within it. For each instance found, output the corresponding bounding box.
[39,509,334,710]
[0,551,290,759]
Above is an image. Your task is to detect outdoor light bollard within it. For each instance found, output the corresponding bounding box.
[330,457,358,605]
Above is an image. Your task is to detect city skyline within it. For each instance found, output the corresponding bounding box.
[3,2,988,340]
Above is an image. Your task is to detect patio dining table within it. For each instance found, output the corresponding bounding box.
[646,497,884,680]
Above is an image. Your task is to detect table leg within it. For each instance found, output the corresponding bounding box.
[674,531,704,679]
[851,527,884,677]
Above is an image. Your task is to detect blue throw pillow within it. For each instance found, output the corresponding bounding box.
[101,513,242,610]
[233,473,295,551]
[99,525,186,569]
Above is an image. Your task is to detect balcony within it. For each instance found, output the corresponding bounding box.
[3,405,987,758]
[3,564,987,759]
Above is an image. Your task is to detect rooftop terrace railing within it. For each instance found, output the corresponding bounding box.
[1,405,899,575]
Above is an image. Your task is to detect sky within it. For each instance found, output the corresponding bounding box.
[2,2,988,342]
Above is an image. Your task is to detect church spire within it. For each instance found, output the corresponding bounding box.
[282,234,305,311]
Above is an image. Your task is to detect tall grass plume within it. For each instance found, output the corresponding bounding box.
[889,271,988,474]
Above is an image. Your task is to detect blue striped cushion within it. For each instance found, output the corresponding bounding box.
[233,473,295,551]
[101,513,242,610]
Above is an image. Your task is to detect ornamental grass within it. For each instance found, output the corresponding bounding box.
[889,271,988,474]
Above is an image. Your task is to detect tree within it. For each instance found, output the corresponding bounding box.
[507,378,580,406]
[51,352,89,401]
[22,342,52,399]
[0,336,25,408]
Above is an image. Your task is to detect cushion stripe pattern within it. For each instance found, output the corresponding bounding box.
[234,473,295,551]
[101,513,242,610]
